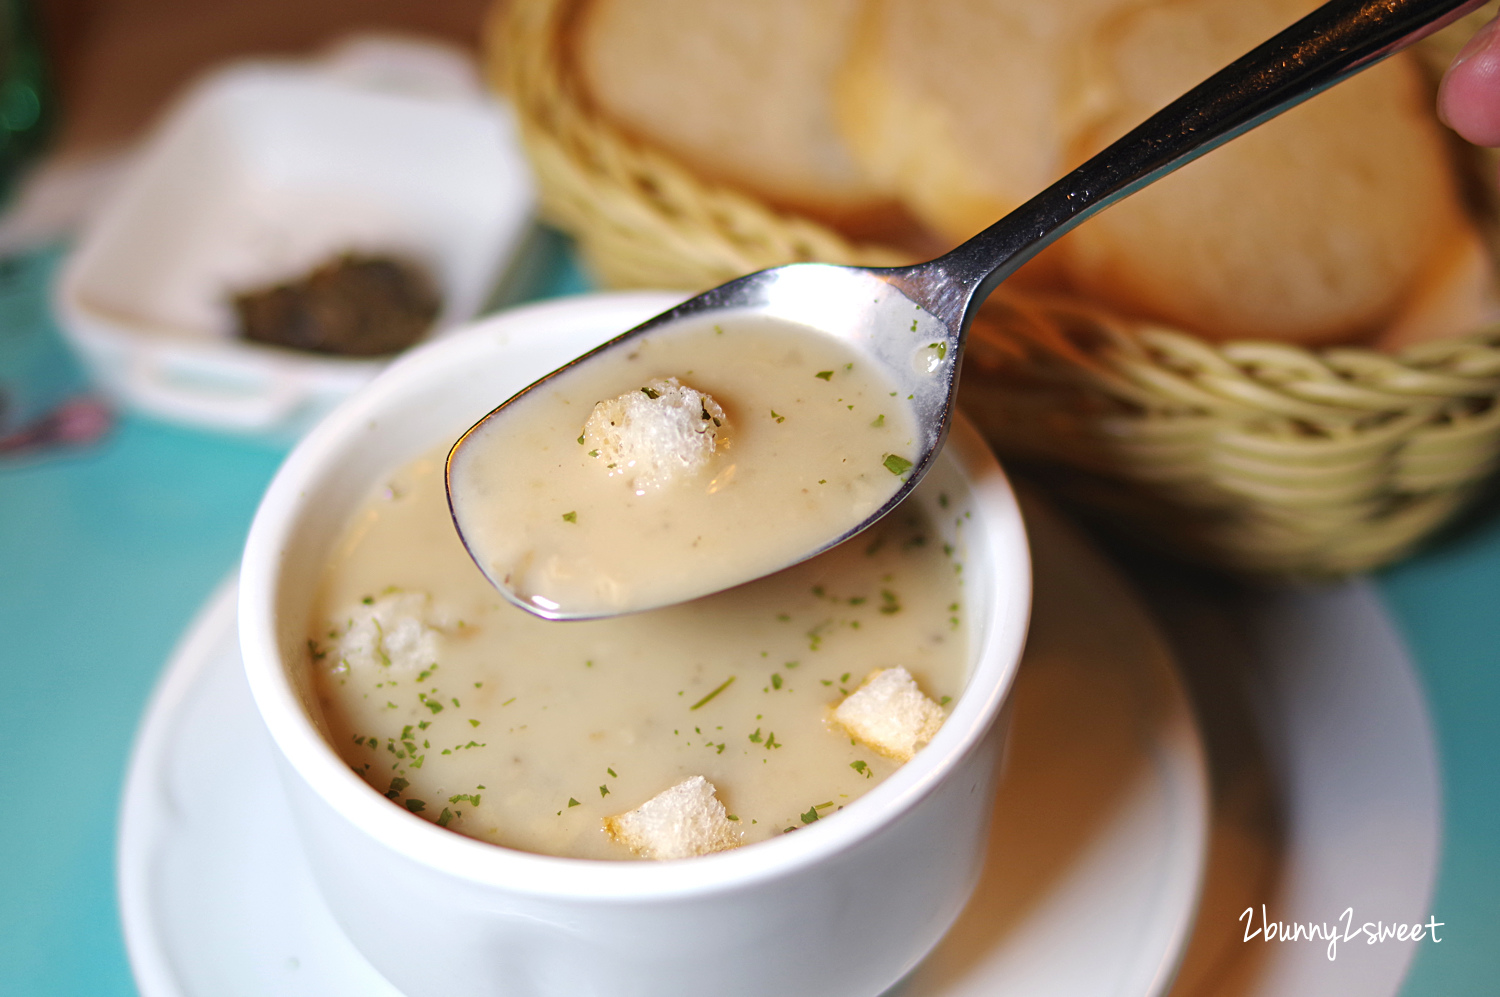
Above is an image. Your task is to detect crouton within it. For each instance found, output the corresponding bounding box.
[326,591,441,675]
[603,775,742,859]
[582,377,726,493]
[831,667,946,762]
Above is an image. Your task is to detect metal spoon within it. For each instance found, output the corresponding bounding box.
[451,0,1483,619]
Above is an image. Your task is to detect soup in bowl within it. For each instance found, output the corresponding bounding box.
[239,292,1030,997]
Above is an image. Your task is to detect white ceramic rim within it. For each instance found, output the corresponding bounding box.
[239,291,1032,902]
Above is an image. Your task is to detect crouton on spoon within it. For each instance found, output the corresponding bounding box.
[450,0,1483,620]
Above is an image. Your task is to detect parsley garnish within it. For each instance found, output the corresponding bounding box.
[640,386,661,399]
[405,799,426,813]
[437,807,454,827]
[800,806,820,824]
[815,370,834,381]
[562,511,577,523]
[567,797,581,807]
[883,454,913,476]
[851,760,871,778]
[690,675,736,710]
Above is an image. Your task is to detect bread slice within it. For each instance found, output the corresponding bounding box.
[835,0,1128,248]
[830,667,946,762]
[603,775,742,860]
[1054,0,1472,345]
[1375,223,1500,352]
[573,0,897,227]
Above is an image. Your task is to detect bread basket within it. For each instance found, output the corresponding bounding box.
[488,0,1500,575]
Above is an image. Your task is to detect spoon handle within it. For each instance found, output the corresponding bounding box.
[898,0,1488,329]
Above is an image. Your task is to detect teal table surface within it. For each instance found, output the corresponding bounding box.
[1,240,1495,996]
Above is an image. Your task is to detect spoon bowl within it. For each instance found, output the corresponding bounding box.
[451,0,1484,619]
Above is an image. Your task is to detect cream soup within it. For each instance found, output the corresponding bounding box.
[447,314,920,617]
[309,446,970,859]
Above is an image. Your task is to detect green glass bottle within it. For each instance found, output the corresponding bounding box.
[0,0,50,206]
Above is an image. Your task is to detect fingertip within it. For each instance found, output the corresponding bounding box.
[1441,18,1500,146]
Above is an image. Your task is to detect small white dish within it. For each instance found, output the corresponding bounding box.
[56,42,534,439]
[118,496,1208,997]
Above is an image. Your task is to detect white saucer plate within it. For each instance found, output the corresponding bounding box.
[118,495,1209,997]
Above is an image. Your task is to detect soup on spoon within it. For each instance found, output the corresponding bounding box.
[447,307,924,619]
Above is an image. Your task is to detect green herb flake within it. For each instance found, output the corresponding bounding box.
[726,814,740,821]
[404,799,426,813]
[749,727,763,743]
[437,807,454,827]
[567,797,581,808]
[771,673,783,690]
[562,510,577,523]
[851,760,871,778]
[639,385,662,399]
[599,785,610,798]
[770,409,785,423]
[385,777,409,799]
[940,695,952,706]
[689,675,736,710]
[502,697,516,706]
[362,596,374,605]
[815,370,834,381]
[883,454,913,476]
[607,767,617,778]
[800,806,820,824]
[577,434,585,445]
[588,449,600,457]
[765,732,780,749]
[468,718,481,727]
